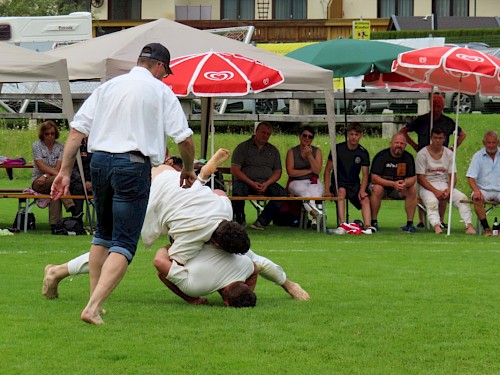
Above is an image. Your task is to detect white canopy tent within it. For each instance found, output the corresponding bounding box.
[0,42,74,121]
[46,18,332,91]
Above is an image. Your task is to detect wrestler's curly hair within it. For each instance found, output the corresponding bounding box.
[222,283,257,308]
[211,220,250,255]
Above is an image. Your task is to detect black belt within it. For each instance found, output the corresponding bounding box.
[129,150,146,158]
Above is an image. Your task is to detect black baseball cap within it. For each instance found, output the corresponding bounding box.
[139,43,173,74]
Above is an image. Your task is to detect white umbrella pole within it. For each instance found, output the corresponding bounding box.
[446,79,462,236]
[209,97,215,190]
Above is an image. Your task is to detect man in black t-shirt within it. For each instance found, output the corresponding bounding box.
[370,134,418,232]
[324,123,372,230]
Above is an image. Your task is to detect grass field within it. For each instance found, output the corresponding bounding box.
[1,115,500,374]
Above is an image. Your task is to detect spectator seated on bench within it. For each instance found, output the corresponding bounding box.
[31,120,81,233]
[369,134,418,233]
[466,130,500,236]
[324,123,373,233]
[230,121,287,230]
[416,127,475,235]
[286,126,324,229]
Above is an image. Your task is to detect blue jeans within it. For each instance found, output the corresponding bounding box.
[90,152,151,263]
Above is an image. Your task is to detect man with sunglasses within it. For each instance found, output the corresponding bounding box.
[51,43,196,325]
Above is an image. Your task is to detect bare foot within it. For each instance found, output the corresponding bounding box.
[81,309,104,325]
[434,224,443,234]
[199,148,230,181]
[282,280,310,301]
[465,225,476,235]
[42,264,59,299]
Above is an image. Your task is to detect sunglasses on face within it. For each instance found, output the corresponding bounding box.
[301,133,314,139]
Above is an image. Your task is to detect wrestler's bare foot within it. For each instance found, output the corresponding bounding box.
[282,279,310,301]
[199,148,230,181]
[81,309,104,325]
[434,224,443,234]
[43,264,60,299]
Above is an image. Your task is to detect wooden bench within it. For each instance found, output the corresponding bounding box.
[0,193,94,232]
[228,196,341,233]
[460,199,500,234]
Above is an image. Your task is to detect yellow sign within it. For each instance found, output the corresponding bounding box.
[352,20,371,40]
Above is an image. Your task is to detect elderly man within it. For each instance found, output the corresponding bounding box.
[466,130,500,236]
[416,127,475,235]
[231,121,287,229]
[369,133,418,232]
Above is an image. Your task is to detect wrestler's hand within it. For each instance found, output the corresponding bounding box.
[50,173,71,200]
[180,169,197,188]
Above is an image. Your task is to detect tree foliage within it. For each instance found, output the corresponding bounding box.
[0,0,88,17]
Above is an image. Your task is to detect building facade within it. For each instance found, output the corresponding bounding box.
[89,1,499,42]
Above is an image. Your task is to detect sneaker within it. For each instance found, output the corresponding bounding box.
[416,222,425,229]
[311,219,317,230]
[365,225,377,233]
[251,221,265,230]
[371,222,380,232]
[401,224,417,233]
[484,228,493,237]
[440,222,448,229]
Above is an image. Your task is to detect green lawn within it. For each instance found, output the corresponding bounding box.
[1,115,500,374]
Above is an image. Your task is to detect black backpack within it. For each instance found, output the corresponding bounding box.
[12,212,36,230]
[53,217,86,235]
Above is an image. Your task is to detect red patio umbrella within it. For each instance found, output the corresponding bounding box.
[162,51,284,158]
[392,46,500,235]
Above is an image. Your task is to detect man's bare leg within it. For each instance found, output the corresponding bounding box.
[88,244,109,297]
[81,252,127,325]
[281,279,311,301]
[43,264,70,299]
[198,148,230,182]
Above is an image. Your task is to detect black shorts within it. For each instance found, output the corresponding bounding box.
[336,183,368,210]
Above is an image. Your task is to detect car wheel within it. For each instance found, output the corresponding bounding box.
[349,97,369,115]
[255,99,278,114]
[452,93,474,114]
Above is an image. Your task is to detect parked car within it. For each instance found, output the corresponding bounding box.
[479,47,500,113]
[191,98,287,114]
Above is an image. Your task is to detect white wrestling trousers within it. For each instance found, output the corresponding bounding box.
[64,250,287,286]
[246,250,287,286]
[288,179,324,213]
[419,182,472,228]
[68,252,90,275]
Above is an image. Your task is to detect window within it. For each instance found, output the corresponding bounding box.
[433,0,469,16]
[378,0,413,17]
[109,0,141,20]
[221,0,255,20]
[274,0,307,20]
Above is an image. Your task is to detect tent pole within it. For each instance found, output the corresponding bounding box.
[342,77,349,223]
[325,89,337,228]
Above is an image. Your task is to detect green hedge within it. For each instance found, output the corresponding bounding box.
[373,28,500,47]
